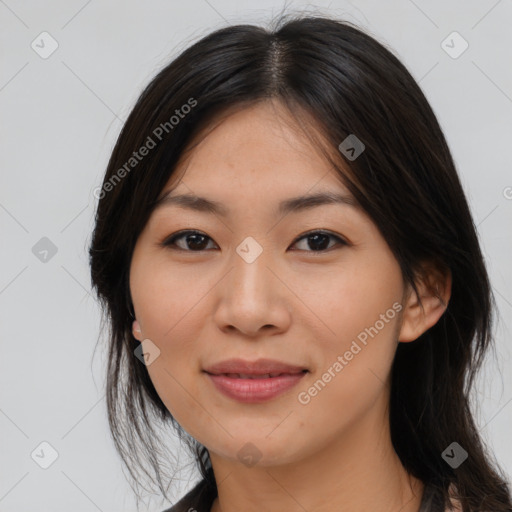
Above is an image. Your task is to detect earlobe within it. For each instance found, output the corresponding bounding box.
[398,263,452,343]
[132,320,142,340]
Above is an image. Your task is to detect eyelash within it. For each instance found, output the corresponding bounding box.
[161,229,348,254]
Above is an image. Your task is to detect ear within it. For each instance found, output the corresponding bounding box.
[132,320,142,341]
[398,261,452,343]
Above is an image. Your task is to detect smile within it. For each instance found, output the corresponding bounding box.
[205,371,308,403]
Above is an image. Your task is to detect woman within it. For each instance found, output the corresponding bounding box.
[88,14,512,512]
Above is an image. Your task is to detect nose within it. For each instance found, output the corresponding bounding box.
[213,241,292,337]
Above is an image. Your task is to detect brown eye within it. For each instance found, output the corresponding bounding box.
[161,229,347,253]
[162,230,217,251]
[290,230,347,252]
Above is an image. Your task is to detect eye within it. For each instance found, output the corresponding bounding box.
[161,229,347,253]
[162,230,217,251]
[290,230,347,253]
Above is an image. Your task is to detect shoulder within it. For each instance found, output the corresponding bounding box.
[445,483,462,512]
[161,478,217,512]
[420,481,462,512]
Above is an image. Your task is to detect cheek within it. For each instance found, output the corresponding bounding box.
[301,251,403,341]
[130,254,212,419]
[301,250,403,402]
[343,247,403,321]
[130,253,210,339]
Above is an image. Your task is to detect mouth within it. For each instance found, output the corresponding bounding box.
[208,371,308,379]
[204,369,309,404]
[203,357,309,376]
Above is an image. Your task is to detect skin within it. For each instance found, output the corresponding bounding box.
[130,100,451,512]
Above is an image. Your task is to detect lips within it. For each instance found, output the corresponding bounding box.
[205,372,307,402]
[203,358,309,402]
[203,358,308,377]
[221,372,300,379]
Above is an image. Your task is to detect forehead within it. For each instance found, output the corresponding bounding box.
[162,101,352,201]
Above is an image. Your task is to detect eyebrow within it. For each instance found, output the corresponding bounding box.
[153,190,360,217]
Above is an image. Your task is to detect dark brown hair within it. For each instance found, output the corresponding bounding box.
[88,13,512,511]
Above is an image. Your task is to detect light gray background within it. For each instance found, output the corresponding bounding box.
[1,1,511,511]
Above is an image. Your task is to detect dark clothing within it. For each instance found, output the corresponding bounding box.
[162,477,446,512]
[163,477,217,512]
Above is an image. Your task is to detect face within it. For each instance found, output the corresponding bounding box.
[129,100,409,467]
